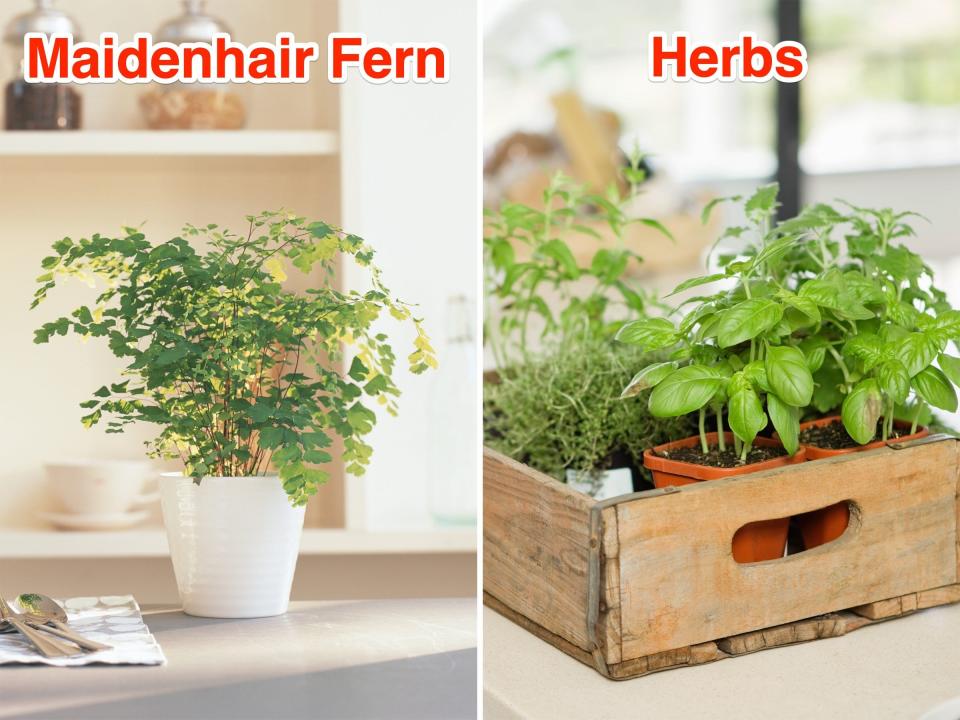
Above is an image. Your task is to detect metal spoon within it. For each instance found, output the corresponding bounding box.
[16,594,112,653]
[0,594,78,658]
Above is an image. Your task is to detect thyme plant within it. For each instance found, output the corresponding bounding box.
[33,211,436,505]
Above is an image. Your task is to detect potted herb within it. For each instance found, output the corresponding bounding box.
[33,212,435,618]
[484,157,675,496]
[484,335,694,497]
[623,185,960,556]
[618,186,811,562]
[778,202,959,547]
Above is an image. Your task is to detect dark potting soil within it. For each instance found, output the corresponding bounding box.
[798,419,911,450]
[655,443,787,468]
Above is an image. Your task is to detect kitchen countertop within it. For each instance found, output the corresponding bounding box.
[484,603,960,720]
[0,599,476,720]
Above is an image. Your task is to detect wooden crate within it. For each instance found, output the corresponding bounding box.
[483,435,960,680]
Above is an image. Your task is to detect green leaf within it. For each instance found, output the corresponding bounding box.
[841,379,883,445]
[348,356,368,382]
[843,333,883,372]
[935,310,960,340]
[156,345,189,366]
[877,359,910,404]
[637,217,674,242]
[765,345,813,406]
[767,393,799,455]
[589,249,628,284]
[539,239,579,279]
[346,403,377,434]
[744,183,779,223]
[912,366,958,412]
[620,362,677,398]
[728,387,766,446]
[615,318,678,351]
[780,294,821,324]
[799,336,827,373]
[648,365,725,417]
[308,221,333,238]
[715,299,783,348]
[812,363,845,414]
[895,332,939,377]
[666,273,727,298]
[938,354,960,388]
[303,449,333,464]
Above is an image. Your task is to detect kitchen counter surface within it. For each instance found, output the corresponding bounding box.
[484,603,960,720]
[0,599,476,720]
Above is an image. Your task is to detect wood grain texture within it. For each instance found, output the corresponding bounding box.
[615,441,960,660]
[852,583,960,620]
[484,591,597,670]
[484,448,596,652]
[599,506,622,665]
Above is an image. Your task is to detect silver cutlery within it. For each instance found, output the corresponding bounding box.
[0,594,79,658]
[16,594,112,653]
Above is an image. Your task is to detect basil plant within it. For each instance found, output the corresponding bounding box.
[620,183,960,459]
[32,211,436,506]
[618,185,813,461]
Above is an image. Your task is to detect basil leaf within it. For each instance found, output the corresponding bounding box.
[938,353,960,388]
[620,361,678,399]
[615,317,678,351]
[767,393,800,456]
[715,299,783,348]
[765,345,813,406]
[912,366,958,412]
[895,332,939,377]
[648,365,725,417]
[841,379,883,445]
[877,359,910,404]
[728,387,767,446]
[843,333,883,372]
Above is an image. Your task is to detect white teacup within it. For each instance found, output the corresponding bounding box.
[45,460,158,516]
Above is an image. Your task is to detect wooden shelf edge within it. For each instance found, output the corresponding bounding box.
[0,527,476,559]
[0,130,340,157]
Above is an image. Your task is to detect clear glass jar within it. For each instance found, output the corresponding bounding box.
[140,0,246,130]
[3,0,82,130]
[428,295,478,526]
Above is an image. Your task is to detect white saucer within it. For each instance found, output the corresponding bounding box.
[39,510,150,531]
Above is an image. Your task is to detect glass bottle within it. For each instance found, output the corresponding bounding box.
[428,295,478,526]
[140,0,246,130]
[3,0,82,131]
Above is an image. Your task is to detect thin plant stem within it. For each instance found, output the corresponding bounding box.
[911,402,922,435]
[698,407,708,454]
[716,410,726,451]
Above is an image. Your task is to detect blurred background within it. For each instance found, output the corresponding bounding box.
[483,0,960,359]
[0,0,476,602]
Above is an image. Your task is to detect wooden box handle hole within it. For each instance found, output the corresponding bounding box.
[732,501,856,564]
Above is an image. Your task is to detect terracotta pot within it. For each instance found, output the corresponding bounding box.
[643,432,806,563]
[794,415,929,550]
[797,415,929,460]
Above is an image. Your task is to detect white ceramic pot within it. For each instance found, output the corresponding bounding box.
[159,474,305,618]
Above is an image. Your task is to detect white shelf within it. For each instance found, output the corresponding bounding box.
[0,130,339,157]
[0,527,475,559]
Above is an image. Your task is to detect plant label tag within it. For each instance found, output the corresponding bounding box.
[566,467,633,500]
